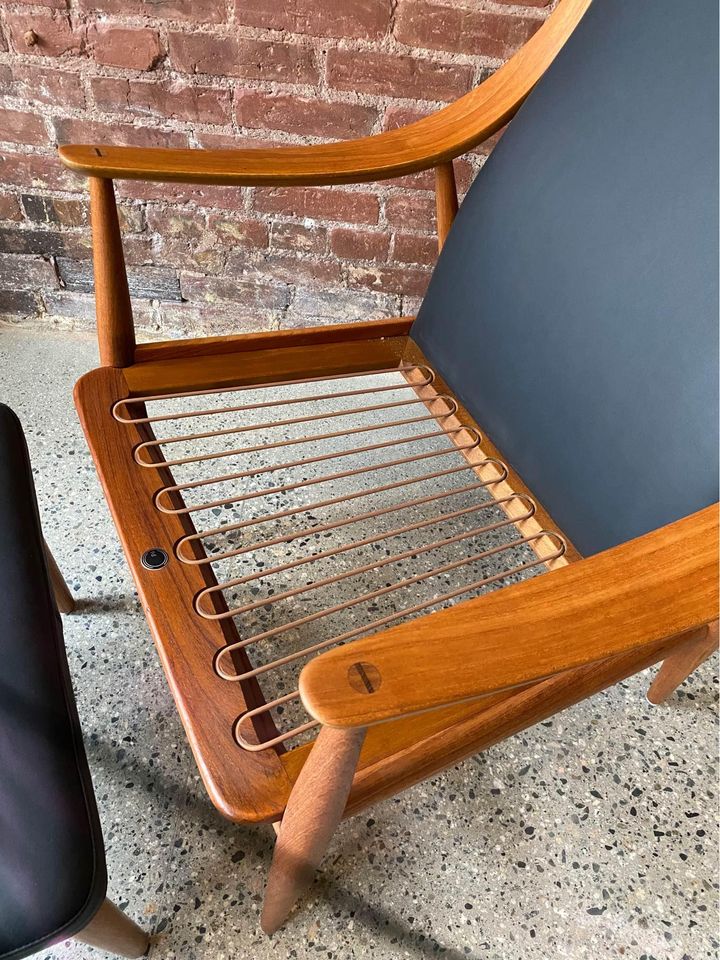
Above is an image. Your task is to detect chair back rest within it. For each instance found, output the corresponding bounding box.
[413,0,718,555]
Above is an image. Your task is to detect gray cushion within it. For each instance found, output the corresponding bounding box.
[413,0,718,555]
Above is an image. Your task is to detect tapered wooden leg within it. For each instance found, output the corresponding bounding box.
[74,898,149,958]
[261,725,366,935]
[43,538,75,614]
[647,621,718,704]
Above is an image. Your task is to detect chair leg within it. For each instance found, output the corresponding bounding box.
[647,621,718,705]
[261,725,366,935]
[74,897,149,958]
[43,538,75,614]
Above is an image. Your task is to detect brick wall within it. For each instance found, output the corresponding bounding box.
[0,0,551,339]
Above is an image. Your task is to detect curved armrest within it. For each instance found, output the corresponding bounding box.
[58,0,590,186]
[299,505,719,728]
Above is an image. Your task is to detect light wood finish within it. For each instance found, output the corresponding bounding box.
[75,366,292,822]
[58,0,591,187]
[262,726,366,934]
[43,538,75,614]
[647,621,719,704]
[280,627,695,819]
[75,898,148,958]
[74,327,719,829]
[123,335,408,397]
[61,0,717,918]
[299,506,719,728]
[89,177,135,368]
[133,317,414,365]
[435,161,459,250]
[401,354,573,568]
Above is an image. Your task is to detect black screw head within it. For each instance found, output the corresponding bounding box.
[141,548,169,570]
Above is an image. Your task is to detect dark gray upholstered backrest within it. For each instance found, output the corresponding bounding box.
[413,0,718,556]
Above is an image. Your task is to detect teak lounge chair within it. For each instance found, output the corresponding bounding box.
[59,0,718,934]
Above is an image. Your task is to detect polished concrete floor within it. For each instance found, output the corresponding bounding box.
[1,326,717,960]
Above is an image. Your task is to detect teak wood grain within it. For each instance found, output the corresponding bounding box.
[123,335,409,397]
[262,726,366,934]
[88,176,135,368]
[299,506,719,728]
[435,161,459,250]
[75,898,149,959]
[132,317,414,365]
[75,366,292,822]
[58,0,591,187]
[647,621,719,705]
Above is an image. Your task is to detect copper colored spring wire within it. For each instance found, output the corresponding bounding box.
[233,531,566,752]
[196,493,535,619]
[174,457,509,565]
[118,364,566,753]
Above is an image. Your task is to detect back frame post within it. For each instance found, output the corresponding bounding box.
[435,161,459,251]
[89,176,135,368]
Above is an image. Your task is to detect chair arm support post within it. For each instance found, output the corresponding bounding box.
[298,507,719,728]
[435,161,459,251]
[89,176,135,368]
[262,724,366,934]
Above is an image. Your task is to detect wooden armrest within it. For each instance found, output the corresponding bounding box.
[58,0,590,186]
[299,505,719,728]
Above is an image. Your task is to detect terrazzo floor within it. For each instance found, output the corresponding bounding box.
[1,325,718,960]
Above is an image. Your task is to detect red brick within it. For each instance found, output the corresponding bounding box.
[192,131,279,150]
[348,263,431,297]
[118,179,247,210]
[21,194,88,226]
[0,290,40,317]
[53,198,89,227]
[385,193,436,231]
[11,0,66,10]
[253,187,379,225]
[393,232,437,265]
[329,227,389,262]
[181,273,288,310]
[92,77,233,125]
[0,152,77,191]
[79,0,226,21]
[270,222,327,255]
[0,109,48,145]
[88,24,161,70]
[232,253,342,288]
[236,91,377,140]
[5,11,84,58]
[88,76,129,109]
[169,33,317,84]
[206,213,269,249]
[11,65,84,107]
[233,0,392,41]
[0,194,22,222]
[394,2,541,59]
[288,286,398,324]
[53,118,188,150]
[382,104,434,131]
[327,49,472,102]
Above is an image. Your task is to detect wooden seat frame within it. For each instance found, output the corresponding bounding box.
[59,0,718,933]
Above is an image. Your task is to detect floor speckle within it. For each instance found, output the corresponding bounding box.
[1,326,717,960]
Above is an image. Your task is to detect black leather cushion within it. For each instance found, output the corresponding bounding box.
[413,0,718,556]
[0,404,106,959]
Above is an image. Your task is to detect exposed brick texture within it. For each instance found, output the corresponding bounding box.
[0,0,553,336]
